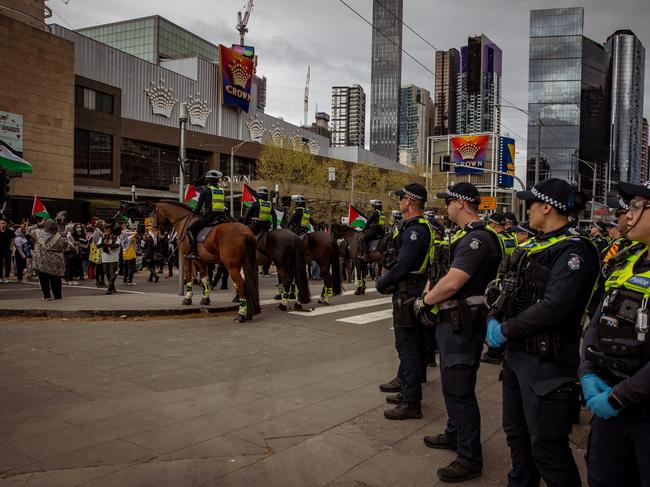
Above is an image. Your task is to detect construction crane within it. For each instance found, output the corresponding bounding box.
[236,0,254,46]
[303,65,310,127]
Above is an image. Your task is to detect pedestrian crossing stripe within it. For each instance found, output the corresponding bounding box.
[336,308,392,324]
[287,297,392,317]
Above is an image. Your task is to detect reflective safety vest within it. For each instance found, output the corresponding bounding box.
[300,208,310,227]
[259,200,272,223]
[498,233,518,255]
[375,210,386,226]
[208,185,225,212]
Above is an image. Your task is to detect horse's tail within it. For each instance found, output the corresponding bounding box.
[330,235,342,296]
[243,233,261,315]
[294,237,311,304]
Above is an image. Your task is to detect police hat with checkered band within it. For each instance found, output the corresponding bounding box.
[504,212,518,225]
[488,212,506,226]
[618,180,650,202]
[517,178,589,214]
[436,182,481,205]
[512,220,538,237]
[591,221,608,233]
[606,195,630,214]
[396,183,427,202]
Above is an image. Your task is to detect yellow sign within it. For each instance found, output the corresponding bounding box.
[479,196,497,211]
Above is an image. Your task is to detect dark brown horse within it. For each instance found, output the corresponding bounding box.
[302,231,342,304]
[256,229,311,311]
[150,201,260,322]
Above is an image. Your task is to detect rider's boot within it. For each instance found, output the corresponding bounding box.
[186,232,199,261]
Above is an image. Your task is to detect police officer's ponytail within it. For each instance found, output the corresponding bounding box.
[564,190,590,214]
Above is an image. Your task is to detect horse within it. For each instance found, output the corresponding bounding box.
[256,228,311,311]
[150,201,260,322]
[331,224,390,295]
[301,230,342,304]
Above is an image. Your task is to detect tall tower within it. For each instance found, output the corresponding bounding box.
[606,30,646,184]
[331,85,366,147]
[369,0,403,161]
[434,49,459,135]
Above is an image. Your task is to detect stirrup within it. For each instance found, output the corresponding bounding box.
[185,252,200,261]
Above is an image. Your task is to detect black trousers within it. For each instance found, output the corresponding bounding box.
[395,324,424,404]
[587,405,650,487]
[37,271,62,299]
[0,250,11,278]
[15,254,27,281]
[502,350,581,487]
[94,262,105,283]
[122,259,136,283]
[436,321,484,470]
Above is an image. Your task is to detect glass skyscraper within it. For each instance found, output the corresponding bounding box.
[399,85,433,165]
[606,30,645,185]
[369,0,403,161]
[527,7,609,194]
[434,49,459,135]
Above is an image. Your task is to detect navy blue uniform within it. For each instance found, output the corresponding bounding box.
[437,222,501,471]
[377,216,431,405]
[496,224,599,487]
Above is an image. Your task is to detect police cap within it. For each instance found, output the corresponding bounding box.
[504,212,518,225]
[606,195,630,213]
[512,220,538,237]
[617,181,650,203]
[517,178,589,214]
[488,212,506,225]
[396,183,427,202]
[436,182,481,205]
[605,220,618,228]
[591,221,607,233]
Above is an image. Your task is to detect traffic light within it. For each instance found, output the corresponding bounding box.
[440,155,452,172]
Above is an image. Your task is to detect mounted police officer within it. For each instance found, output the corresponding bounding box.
[186,170,227,260]
[486,178,599,487]
[579,180,650,487]
[413,182,503,483]
[359,199,386,259]
[287,195,311,235]
[243,186,277,236]
[376,183,433,421]
[390,209,402,236]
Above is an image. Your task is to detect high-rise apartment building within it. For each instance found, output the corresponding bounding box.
[456,35,502,134]
[434,49,459,135]
[331,85,366,147]
[527,7,610,194]
[399,85,433,165]
[642,118,649,181]
[369,0,403,161]
[606,30,646,184]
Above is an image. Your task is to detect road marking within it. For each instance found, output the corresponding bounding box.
[336,308,393,324]
[260,287,377,306]
[288,297,392,317]
[21,281,145,295]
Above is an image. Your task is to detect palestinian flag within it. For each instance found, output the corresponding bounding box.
[274,207,284,228]
[242,184,257,208]
[0,143,32,173]
[31,196,49,219]
[348,205,367,229]
[184,184,199,208]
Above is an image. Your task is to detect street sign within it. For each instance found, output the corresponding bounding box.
[479,196,497,211]
[328,167,336,182]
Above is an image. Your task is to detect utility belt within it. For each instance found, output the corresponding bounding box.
[585,345,645,379]
[438,295,486,337]
[509,332,571,362]
[394,274,428,326]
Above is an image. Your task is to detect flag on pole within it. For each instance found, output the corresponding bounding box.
[0,143,32,174]
[274,207,285,228]
[31,196,49,219]
[348,205,367,229]
[183,184,200,208]
[242,184,257,208]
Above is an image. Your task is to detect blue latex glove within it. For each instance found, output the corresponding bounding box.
[587,390,618,419]
[580,374,610,403]
[486,317,507,347]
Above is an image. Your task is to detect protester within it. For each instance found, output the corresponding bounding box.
[90,220,106,287]
[100,221,121,294]
[120,225,138,285]
[142,228,160,283]
[13,226,31,282]
[28,219,72,299]
[0,217,15,283]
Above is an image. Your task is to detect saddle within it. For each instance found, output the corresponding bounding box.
[197,226,216,243]
[369,239,381,253]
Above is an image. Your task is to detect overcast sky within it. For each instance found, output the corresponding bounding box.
[49,0,650,168]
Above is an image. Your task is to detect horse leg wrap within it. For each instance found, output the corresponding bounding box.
[201,277,210,296]
[356,279,362,289]
[239,299,248,315]
[185,283,193,299]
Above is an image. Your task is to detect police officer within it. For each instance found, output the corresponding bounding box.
[376,183,432,420]
[287,195,311,235]
[359,200,386,259]
[486,178,599,487]
[414,182,503,483]
[187,170,226,260]
[504,211,518,234]
[579,179,650,487]
[511,221,538,245]
[590,220,611,255]
[390,210,402,236]
[243,186,277,236]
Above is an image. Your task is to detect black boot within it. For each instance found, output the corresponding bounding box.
[383,402,422,420]
[186,232,199,260]
[385,393,402,405]
[436,461,481,483]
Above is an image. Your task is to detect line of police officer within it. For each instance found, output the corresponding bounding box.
[377,178,649,485]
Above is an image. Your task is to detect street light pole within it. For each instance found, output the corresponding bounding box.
[230,140,247,218]
[178,102,188,296]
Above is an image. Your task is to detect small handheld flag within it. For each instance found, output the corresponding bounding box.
[242,184,257,208]
[348,205,367,229]
[31,196,50,219]
[183,184,199,208]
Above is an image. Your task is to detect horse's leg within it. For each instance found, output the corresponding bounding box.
[319,259,333,305]
[274,274,282,300]
[199,263,210,306]
[182,257,193,305]
[360,261,367,295]
[354,260,363,296]
[227,265,248,322]
[277,266,291,311]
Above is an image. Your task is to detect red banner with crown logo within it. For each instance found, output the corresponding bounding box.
[451,134,490,175]
[219,45,254,112]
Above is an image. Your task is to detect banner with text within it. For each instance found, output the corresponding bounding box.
[219,44,254,112]
[498,137,516,188]
[452,134,489,175]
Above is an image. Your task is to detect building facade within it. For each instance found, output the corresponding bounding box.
[331,85,365,148]
[399,85,433,166]
[526,7,610,195]
[642,117,649,181]
[456,35,502,135]
[434,49,459,135]
[605,30,645,184]
[369,0,403,161]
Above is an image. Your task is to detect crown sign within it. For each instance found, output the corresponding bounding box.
[291,133,306,152]
[145,79,177,118]
[186,93,212,128]
[229,60,251,88]
[458,142,481,161]
[270,124,285,147]
[247,116,265,143]
[307,138,320,155]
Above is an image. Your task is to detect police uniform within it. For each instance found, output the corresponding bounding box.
[361,203,386,256]
[376,184,432,419]
[579,180,650,487]
[187,176,226,257]
[287,196,311,235]
[244,188,277,235]
[592,221,612,256]
[489,178,600,487]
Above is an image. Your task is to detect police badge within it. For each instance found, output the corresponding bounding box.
[567,253,582,271]
[409,231,418,241]
[470,238,481,250]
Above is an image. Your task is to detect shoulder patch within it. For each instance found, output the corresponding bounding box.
[567,253,583,271]
[409,231,419,241]
[470,238,481,250]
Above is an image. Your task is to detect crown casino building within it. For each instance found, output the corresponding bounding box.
[1,9,399,220]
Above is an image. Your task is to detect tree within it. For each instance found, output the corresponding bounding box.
[256,143,317,196]
[309,159,350,224]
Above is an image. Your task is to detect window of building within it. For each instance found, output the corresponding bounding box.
[75,86,114,114]
[74,129,113,180]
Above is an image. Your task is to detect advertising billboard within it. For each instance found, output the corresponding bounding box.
[498,137,516,188]
[452,134,489,175]
[0,111,23,155]
[219,45,254,112]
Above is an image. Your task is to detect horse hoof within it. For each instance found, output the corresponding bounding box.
[236,314,245,323]
[182,298,192,305]
[354,289,361,296]
[232,295,239,303]
[361,288,366,295]
[245,312,253,321]
[318,299,330,306]
[293,303,303,311]
[200,297,210,306]
[289,292,296,300]
[278,303,287,311]
[273,294,282,300]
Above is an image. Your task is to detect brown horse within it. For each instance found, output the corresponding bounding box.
[150,201,260,322]
[302,231,342,304]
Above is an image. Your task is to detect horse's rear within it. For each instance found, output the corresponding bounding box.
[303,231,342,302]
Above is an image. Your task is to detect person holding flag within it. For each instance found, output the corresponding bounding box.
[186,170,227,261]
[31,196,50,221]
[358,200,386,259]
[287,195,311,236]
[243,186,277,236]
